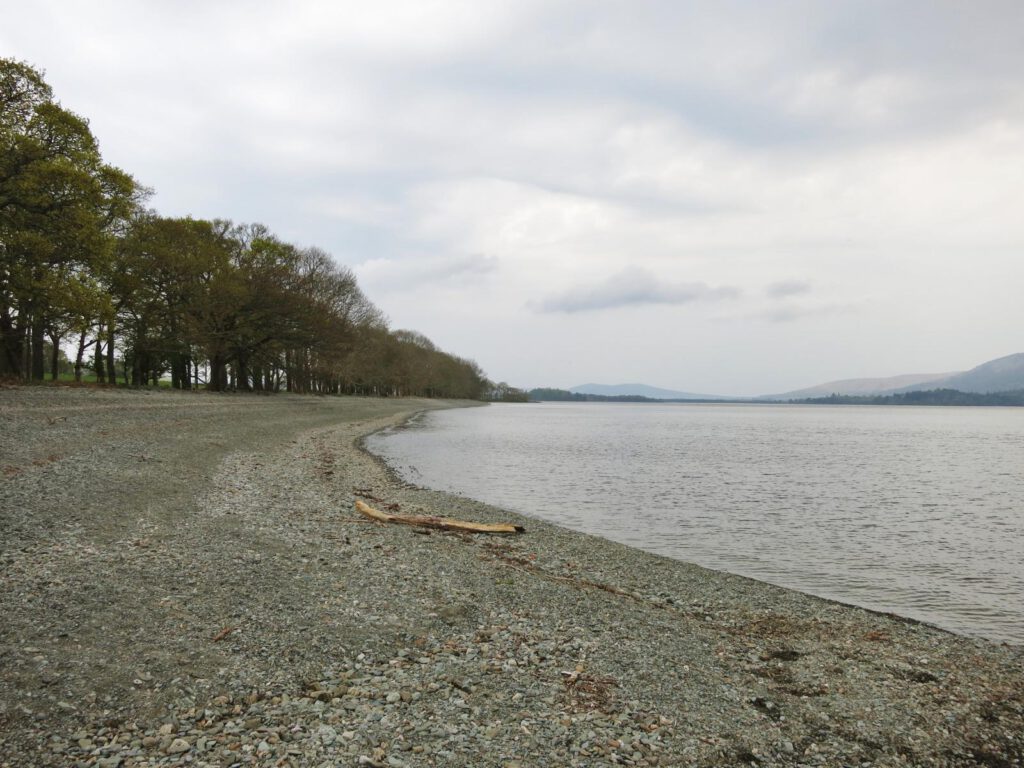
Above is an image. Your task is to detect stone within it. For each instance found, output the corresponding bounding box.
[166,737,190,754]
[316,724,338,745]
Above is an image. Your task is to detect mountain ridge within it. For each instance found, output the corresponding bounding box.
[769,352,1024,399]
[563,353,1024,402]
[763,372,957,400]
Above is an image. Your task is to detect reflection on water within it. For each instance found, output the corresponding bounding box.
[367,403,1024,644]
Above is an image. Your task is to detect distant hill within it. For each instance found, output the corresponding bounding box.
[892,353,1024,394]
[766,352,1024,400]
[570,383,732,400]
[765,372,955,400]
[792,389,1024,407]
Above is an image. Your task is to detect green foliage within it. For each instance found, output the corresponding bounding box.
[0,57,490,399]
[1,57,144,380]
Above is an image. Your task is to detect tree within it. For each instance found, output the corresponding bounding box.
[1,57,493,398]
[0,58,142,381]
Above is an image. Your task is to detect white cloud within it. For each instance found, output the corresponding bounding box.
[357,253,498,292]
[537,266,739,313]
[766,280,812,299]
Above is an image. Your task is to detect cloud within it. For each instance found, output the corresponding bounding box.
[537,266,739,313]
[766,280,811,299]
[357,253,498,292]
[749,302,856,324]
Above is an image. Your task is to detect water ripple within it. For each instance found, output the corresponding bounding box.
[368,403,1024,645]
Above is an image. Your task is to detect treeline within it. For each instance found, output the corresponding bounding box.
[1,58,488,398]
[792,389,1024,407]
[488,382,529,402]
[528,387,661,402]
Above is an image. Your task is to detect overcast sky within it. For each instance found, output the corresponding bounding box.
[5,1,1024,395]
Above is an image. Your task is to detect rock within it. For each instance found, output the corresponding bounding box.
[316,724,338,745]
[166,737,190,754]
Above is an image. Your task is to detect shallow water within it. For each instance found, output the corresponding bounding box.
[367,402,1024,644]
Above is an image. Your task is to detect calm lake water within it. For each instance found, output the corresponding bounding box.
[366,402,1024,644]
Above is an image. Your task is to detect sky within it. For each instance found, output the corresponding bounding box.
[4,1,1024,395]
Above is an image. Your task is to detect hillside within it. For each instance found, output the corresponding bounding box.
[768,352,1024,400]
[893,352,1024,394]
[765,371,954,400]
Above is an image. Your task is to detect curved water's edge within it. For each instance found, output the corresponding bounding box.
[357,404,977,644]
[364,402,1024,646]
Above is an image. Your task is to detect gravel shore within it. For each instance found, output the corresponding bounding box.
[1,387,1021,767]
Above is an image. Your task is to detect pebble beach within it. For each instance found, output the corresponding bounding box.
[0,387,1021,767]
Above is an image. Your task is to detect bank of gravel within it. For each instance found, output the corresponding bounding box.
[0,386,1021,768]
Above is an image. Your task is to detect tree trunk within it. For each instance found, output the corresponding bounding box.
[209,355,227,392]
[0,307,23,378]
[30,320,45,381]
[170,352,185,389]
[93,328,106,383]
[74,331,89,382]
[131,352,143,386]
[106,324,117,385]
[236,356,250,392]
[49,332,61,380]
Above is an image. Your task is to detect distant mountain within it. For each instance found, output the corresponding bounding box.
[766,352,1024,400]
[570,383,732,400]
[765,372,955,400]
[892,353,1024,394]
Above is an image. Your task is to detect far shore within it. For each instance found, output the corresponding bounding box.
[1,386,1021,767]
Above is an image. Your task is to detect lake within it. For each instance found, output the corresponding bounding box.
[366,402,1024,644]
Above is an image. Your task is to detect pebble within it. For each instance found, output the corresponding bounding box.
[165,737,190,754]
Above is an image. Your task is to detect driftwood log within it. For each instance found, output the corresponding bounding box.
[354,499,524,534]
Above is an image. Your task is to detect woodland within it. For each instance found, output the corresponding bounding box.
[1,58,493,398]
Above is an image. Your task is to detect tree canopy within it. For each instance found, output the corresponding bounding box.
[0,58,490,399]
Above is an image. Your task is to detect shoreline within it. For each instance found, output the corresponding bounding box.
[364,401,1024,648]
[360,407,967,644]
[1,387,1022,766]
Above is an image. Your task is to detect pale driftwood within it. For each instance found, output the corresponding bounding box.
[354,499,524,534]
